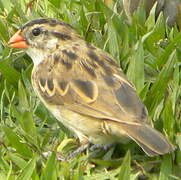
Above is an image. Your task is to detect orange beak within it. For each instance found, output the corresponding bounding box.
[8,30,28,48]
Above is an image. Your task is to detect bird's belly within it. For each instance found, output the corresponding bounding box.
[49,105,127,145]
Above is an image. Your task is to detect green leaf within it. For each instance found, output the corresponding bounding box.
[145,2,157,31]
[107,20,120,59]
[21,111,37,138]
[6,161,12,180]
[176,134,181,151]
[41,152,57,180]
[118,151,131,180]
[2,126,33,158]
[145,50,177,114]
[0,59,20,86]
[143,12,165,55]
[18,81,30,112]
[155,34,181,68]
[159,155,172,180]
[48,0,60,7]
[10,105,37,142]
[9,153,27,169]
[162,96,174,137]
[0,19,9,41]
[127,41,144,93]
[17,157,36,180]
[90,158,122,168]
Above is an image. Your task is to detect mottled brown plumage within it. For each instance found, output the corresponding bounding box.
[9,18,174,157]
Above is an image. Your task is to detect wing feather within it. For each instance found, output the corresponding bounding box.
[33,44,148,125]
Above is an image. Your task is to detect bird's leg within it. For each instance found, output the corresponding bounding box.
[42,139,90,161]
[89,143,114,151]
[67,143,115,159]
[67,142,90,159]
[42,143,114,161]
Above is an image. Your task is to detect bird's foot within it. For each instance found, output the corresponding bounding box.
[42,151,67,161]
[89,143,114,151]
[66,143,90,159]
[42,143,114,161]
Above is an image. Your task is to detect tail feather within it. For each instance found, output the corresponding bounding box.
[134,140,159,156]
[107,121,175,156]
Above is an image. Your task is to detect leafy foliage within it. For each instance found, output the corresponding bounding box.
[0,0,180,179]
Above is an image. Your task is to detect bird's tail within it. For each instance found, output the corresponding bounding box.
[107,121,175,156]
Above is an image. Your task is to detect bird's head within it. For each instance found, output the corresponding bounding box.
[9,18,80,65]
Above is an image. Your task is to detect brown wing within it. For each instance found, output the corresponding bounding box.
[34,43,148,125]
[33,43,175,156]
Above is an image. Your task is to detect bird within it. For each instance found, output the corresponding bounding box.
[8,18,174,158]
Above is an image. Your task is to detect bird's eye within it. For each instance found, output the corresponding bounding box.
[32,28,41,36]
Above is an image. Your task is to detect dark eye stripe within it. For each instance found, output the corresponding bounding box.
[51,31,71,40]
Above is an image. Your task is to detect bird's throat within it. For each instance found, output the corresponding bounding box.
[26,48,48,66]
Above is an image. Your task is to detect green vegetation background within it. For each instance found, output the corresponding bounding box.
[0,0,180,179]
